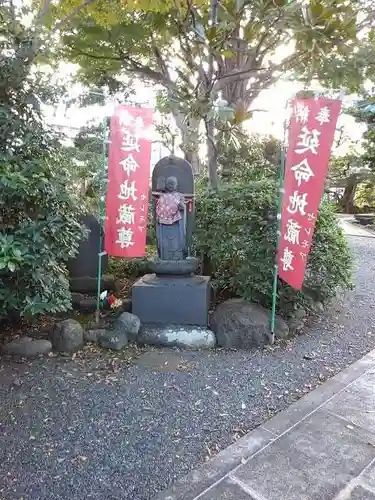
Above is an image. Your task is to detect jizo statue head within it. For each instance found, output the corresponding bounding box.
[164,176,178,193]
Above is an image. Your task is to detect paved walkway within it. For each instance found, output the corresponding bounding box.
[337,215,375,238]
[154,349,375,499]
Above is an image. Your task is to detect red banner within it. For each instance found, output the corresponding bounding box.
[104,105,153,257]
[277,97,342,289]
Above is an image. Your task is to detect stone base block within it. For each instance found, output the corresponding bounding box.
[132,274,211,326]
[137,325,216,349]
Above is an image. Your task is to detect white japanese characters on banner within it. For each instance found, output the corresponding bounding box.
[104,106,153,257]
[278,97,342,290]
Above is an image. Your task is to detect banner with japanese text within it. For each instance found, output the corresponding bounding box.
[104,105,153,257]
[277,97,342,289]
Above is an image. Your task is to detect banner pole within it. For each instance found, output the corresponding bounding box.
[95,115,108,324]
[270,99,289,343]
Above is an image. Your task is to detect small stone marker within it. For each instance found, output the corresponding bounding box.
[98,332,128,350]
[68,214,108,293]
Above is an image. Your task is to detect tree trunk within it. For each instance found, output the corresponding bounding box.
[340,175,358,213]
[172,110,201,175]
[206,118,218,190]
[184,150,200,175]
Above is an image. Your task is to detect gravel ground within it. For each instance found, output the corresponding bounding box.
[1,230,375,500]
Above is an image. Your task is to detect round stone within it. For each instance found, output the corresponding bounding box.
[98,331,128,350]
[211,299,289,349]
[113,312,141,342]
[3,337,52,357]
[51,319,84,353]
[84,328,107,343]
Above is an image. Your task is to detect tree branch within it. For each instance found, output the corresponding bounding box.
[52,0,97,33]
[102,34,173,88]
[70,48,124,62]
[22,0,97,68]
[152,43,173,86]
[8,0,16,24]
[214,51,302,92]
[213,66,271,92]
[35,0,53,27]
[173,0,209,89]
[127,58,171,84]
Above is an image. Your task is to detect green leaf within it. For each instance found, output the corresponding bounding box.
[7,262,16,272]
[12,248,22,259]
[221,50,235,58]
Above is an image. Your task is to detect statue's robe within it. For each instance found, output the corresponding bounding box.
[156,192,186,260]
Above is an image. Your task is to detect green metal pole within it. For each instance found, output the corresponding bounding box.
[95,115,108,323]
[270,100,289,343]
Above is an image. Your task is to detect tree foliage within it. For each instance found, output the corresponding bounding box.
[57,0,372,102]
[329,95,375,212]
[53,0,374,187]
[350,97,375,172]
[218,133,281,180]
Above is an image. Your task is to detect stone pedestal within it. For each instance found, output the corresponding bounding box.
[132,274,211,326]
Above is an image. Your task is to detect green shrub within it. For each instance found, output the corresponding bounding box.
[108,246,157,278]
[108,256,150,278]
[0,58,85,319]
[194,180,353,316]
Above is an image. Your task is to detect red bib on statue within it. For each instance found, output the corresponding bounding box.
[156,193,183,225]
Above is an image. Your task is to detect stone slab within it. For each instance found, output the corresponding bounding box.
[361,461,375,491]
[331,350,375,385]
[338,218,375,238]
[263,350,375,436]
[349,485,375,499]
[262,378,346,436]
[67,214,108,278]
[324,371,375,433]
[153,427,274,500]
[233,410,375,500]
[70,275,114,294]
[132,274,211,326]
[199,478,253,500]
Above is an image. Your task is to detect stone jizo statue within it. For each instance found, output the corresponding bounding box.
[150,155,197,275]
[155,176,187,261]
[132,155,211,328]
